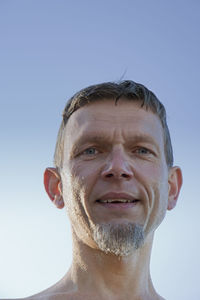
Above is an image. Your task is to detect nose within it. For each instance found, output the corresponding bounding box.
[101,148,134,180]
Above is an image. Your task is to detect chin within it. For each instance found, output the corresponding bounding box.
[90,221,145,255]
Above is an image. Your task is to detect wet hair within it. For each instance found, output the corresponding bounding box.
[54,80,173,168]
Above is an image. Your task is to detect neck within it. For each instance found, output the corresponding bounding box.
[62,231,163,300]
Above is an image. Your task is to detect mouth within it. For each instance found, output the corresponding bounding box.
[96,199,139,204]
[95,192,140,208]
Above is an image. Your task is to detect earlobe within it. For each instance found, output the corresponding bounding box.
[44,168,65,209]
[167,166,183,210]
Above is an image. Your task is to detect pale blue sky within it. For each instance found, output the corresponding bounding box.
[0,1,200,299]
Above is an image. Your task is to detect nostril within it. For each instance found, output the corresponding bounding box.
[121,173,130,178]
[104,172,132,179]
[101,166,134,180]
[105,173,114,178]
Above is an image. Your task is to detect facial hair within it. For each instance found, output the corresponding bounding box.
[91,222,144,257]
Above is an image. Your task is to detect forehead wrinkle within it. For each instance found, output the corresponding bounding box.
[67,99,145,127]
[64,101,165,159]
[70,130,162,154]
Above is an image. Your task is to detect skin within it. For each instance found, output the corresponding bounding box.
[13,99,182,300]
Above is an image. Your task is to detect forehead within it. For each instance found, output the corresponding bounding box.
[64,99,164,148]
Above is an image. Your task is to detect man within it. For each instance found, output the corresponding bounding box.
[29,80,183,299]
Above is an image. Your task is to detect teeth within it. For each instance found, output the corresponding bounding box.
[98,199,134,203]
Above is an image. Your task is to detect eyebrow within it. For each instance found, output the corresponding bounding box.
[70,135,108,155]
[126,134,160,146]
[70,133,160,155]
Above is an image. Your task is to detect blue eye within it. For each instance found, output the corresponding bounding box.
[135,147,151,154]
[83,147,98,155]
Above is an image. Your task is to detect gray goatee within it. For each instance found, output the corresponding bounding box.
[92,223,144,256]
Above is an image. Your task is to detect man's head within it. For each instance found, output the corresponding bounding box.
[54,80,173,170]
[44,80,182,256]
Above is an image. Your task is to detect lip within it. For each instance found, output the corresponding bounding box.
[95,192,140,210]
[96,192,139,202]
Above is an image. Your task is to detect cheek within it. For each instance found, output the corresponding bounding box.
[72,160,100,177]
[138,162,169,230]
[62,161,87,190]
[144,173,169,234]
[61,169,91,234]
[138,158,168,185]
[149,166,169,212]
[61,162,95,217]
[69,160,100,196]
[61,167,83,207]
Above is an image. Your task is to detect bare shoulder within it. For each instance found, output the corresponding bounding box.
[3,277,81,300]
[22,292,89,300]
[3,293,166,300]
[3,290,74,300]
[4,293,75,300]
[3,289,89,300]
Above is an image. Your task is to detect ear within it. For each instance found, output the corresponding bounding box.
[44,167,64,209]
[167,166,183,210]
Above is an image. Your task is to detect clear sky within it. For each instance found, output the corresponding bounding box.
[0,1,200,299]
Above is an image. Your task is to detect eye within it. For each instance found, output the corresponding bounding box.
[134,147,152,155]
[82,147,99,155]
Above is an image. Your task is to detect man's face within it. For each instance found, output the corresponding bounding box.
[60,99,172,252]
